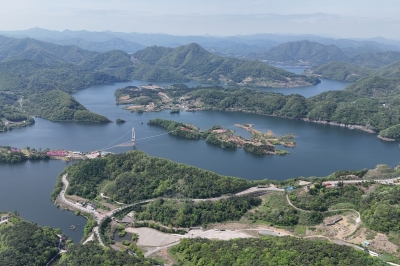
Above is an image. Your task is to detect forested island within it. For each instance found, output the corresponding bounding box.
[116,82,400,140]
[147,118,295,155]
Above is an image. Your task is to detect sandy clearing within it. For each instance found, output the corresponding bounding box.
[188,229,254,240]
[125,227,183,247]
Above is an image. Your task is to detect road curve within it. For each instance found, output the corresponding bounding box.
[286,194,361,224]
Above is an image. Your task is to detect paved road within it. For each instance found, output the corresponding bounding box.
[323,177,400,186]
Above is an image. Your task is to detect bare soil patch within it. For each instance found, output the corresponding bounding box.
[125,227,183,247]
[150,248,175,266]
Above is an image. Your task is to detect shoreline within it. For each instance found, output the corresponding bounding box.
[300,118,376,134]
[377,135,396,141]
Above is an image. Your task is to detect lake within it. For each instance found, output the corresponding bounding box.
[0,69,398,242]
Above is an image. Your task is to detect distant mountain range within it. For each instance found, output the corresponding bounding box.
[253,40,348,65]
[1,28,399,58]
[0,34,321,127]
[131,43,319,87]
[307,54,400,82]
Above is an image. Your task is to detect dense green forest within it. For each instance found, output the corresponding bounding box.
[0,36,132,125]
[0,212,60,266]
[59,151,263,203]
[23,90,110,122]
[308,62,374,81]
[57,242,157,266]
[147,118,203,139]
[132,43,320,86]
[252,39,400,68]
[135,196,261,227]
[171,237,384,266]
[255,40,349,65]
[116,84,400,135]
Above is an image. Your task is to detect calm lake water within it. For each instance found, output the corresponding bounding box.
[0,69,399,242]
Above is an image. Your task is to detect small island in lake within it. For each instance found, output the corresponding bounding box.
[115,118,126,124]
[147,119,296,155]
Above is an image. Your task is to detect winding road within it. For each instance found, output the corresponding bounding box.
[286,193,361,224]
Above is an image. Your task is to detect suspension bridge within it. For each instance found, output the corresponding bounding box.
[100,127,175,151]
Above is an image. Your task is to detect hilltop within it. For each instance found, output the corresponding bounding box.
[0,35,133,126]
[254,40,348,66]
[132,43,320,87]
[307,62,374,82]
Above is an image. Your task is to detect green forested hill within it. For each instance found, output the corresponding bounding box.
[0,212,60,266]
[132,43,320,86]
[0,35,96,65]
[375,60,400,79]
[56,150,258,202]
[116,84,400,135]
[57,242,156,266]
[308,58,400,82]
[23,90,110,122]
[307,62,374,81]
[350,51,400,69]
[344,76,400,98]
[0,36,131,124]
[171,237,384,266]
[132,45,174,65]
[256,40,349,65]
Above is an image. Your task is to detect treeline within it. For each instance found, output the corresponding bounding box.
[171,237,383,266]
[174,85,400,135]
[135,196,261,227]
[61,151,263,203]
[57,242,157,266]
[0,213,60,266]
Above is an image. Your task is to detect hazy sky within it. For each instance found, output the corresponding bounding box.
[1,0,400,39]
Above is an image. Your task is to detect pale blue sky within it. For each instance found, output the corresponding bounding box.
[1,0,400,39]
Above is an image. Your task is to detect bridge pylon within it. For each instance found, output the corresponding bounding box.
[132,127,135,146]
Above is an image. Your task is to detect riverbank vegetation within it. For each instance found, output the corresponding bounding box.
[171,237,384,265]
[0,146,50,163]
